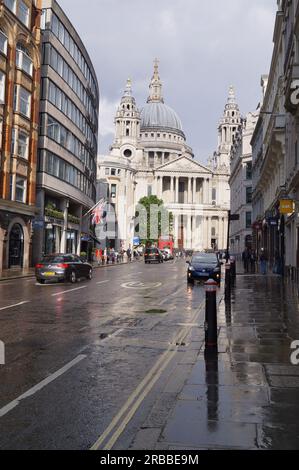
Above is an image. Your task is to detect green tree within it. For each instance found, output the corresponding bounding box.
[135,195,173,245]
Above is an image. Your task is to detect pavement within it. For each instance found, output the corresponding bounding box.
[0,261,299,449]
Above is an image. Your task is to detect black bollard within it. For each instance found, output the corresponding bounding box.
[225,263,231,302]
[204,279,218,351]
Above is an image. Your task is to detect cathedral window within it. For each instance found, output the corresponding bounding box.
[151,133,154,138]
[111,184,117,198]
[126,129,130,136]
[105,168,109,175]
[124,149,132,158]
[111,168,116,176]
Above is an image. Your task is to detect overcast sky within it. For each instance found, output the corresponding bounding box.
[58,0,277,163]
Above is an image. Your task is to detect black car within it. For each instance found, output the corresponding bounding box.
[35,254,93,284]
[144,248,164,264]
[187,252,221,285]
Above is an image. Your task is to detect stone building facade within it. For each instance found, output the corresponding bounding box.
[97,63,237,252]
[229,112,259,257]
[0,0,42,274]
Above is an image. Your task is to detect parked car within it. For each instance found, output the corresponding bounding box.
[187,252,222,285]
[144,248,164,264]
[35,254,93,284]
[163,249,174,260]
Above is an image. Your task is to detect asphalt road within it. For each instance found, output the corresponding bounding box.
[0,259,207,450]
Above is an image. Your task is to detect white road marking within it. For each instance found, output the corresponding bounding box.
[100,329,124,344]
[0,301,30,311]
[91,301,205,450]
[121,282,162,290]
[52,286,87,297]
[0,355,87,418]
[96,280,109,285]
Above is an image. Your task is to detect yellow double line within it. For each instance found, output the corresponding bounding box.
[90,300,205,451]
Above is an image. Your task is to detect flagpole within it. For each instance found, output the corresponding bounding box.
[83,198,106,218]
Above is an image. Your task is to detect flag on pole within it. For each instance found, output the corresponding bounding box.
[91,199,106,225]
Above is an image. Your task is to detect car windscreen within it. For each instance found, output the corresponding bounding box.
[41,256,65,264]
[146,249,158,253]
[192,255,218,264]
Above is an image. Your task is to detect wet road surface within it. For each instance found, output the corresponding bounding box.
[2,264,299,450]
[0,259,207,450]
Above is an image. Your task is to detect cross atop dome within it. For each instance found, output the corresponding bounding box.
[227,85,236,104]
[124,78,132,97]
[147,58,164,104]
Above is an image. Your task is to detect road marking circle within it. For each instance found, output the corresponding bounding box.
[121,282,162,290]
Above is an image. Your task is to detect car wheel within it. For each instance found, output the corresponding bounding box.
[187,278,194,285]
[87,269,92,280]
[70,271,77,284]
[37,279,45,285]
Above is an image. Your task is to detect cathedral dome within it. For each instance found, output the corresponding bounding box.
[140,60,185,138]
[141,102,183,133]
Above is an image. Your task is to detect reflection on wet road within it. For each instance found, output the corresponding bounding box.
[0,260,206,450]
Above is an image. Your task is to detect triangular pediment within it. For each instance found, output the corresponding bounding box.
[156,156,212,175]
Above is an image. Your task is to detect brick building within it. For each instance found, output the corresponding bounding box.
[0,0,42,274]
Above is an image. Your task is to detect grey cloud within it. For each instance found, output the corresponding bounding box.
[58,0,277,161]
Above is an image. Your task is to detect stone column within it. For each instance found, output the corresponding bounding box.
[174,214,179,248]
[60,199,69,253]
[203,179,208,204]
[193,178,197,204]
[218,217,224,250]
[77,206,83,256]
[187,215,192,249]
[175,177,179,203]
[188,178,192,204]
[170,176,174,203]
[206,217,211,250]
[160,176,163,199]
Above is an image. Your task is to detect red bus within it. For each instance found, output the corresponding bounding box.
[158,235,174,254]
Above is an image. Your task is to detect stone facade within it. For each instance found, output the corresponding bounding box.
[229,112,259,256]
[0,0,42,274]
[97,64,237,252]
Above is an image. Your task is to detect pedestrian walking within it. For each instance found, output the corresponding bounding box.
[242,249,250,273]
[250,250,256,274]
[126,247,132,262]
[260,248,268,275]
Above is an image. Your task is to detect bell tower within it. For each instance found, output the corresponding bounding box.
[216,86,241,170]
[114,79,141,146]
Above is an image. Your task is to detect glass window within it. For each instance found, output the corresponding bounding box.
[16,44,33,76]
[0,31,8,55]
[18,1,30,27]
[246,162,252,180]
[246,212,252,229]
[19,86,31,117]
[15,176,26,203]
[111,184,117,198]
[18,130,29,159]
[246,187,252,204]
[4,0,16,14]
[0,71,6,103]
[11,128,29,159]
[105,168,109,175]
[51,13,59,36]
